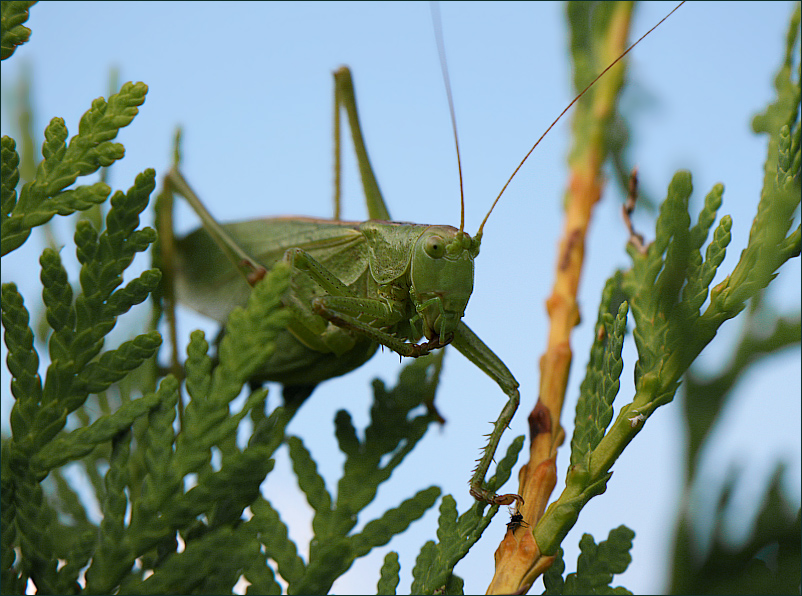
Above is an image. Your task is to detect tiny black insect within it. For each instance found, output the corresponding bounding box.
[506,512,530,533]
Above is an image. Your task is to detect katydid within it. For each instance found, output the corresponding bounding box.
[160,4,682,507]
[161,66,521,506]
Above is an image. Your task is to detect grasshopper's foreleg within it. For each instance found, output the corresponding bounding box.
[315,299,451,357]
[283,248,405,354]
[284,248,448,358]
[451,321,523,507]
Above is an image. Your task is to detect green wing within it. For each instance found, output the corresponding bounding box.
[175,217,368,322]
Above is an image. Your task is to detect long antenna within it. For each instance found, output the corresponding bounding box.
[476,1,685,237]
[431,1,465,235]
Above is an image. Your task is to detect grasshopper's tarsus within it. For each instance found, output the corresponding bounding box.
[405,333,454,358]
[470,486,524,508]
[242,261,267,285]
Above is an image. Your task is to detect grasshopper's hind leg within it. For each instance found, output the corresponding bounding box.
[333,66,391,221]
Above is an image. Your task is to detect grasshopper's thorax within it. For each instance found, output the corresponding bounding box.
[410,226,480,341]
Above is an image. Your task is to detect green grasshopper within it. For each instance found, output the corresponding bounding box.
[162,66,521,507]
[160,5,681,507]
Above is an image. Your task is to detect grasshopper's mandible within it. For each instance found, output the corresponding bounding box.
[161,3,681,507]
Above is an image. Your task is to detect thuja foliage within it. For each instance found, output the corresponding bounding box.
[1,3,800,596]
[542,526,635,596]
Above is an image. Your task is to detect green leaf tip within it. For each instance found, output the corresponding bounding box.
[377,551,401,595]
[572,285,628,469]
[410,438,523,595]
[560,526,635,595]
[333,352,445,517]
[1,1,36,60]
[287,434,333,520]
[217,262,292,384]
[2,82,149,256]
[1,282,43,436]
[246,497,307,587]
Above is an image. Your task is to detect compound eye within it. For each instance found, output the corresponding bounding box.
[424,234,445,258]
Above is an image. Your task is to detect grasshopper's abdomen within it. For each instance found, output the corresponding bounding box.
[175,218,380,386]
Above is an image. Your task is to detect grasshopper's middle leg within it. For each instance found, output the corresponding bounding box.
[451,321,523,507]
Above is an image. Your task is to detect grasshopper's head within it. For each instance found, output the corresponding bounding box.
[410,226,481,342]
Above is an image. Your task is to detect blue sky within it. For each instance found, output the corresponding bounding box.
[2,2,799,594]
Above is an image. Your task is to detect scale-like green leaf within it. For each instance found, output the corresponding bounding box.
[572,279,627,469]
[127,527,250,595]
[75,332,162,395]
[84,431,134,594]
[2,136,21,221]
[562,526,634,595]
[32,389,161,472]
[681,184,725,315]
[1,283,42,438]
[377,551,400,595]
[0,1,35,60]
[136,377,181,521]
[288,434,333,528]
[247,497,306,586]
[2,82,148,255]
[352,486,440,558]
[542,547,566,595]
[670,464,801,594]
[325,352,443,549]
[411,437,524,595]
